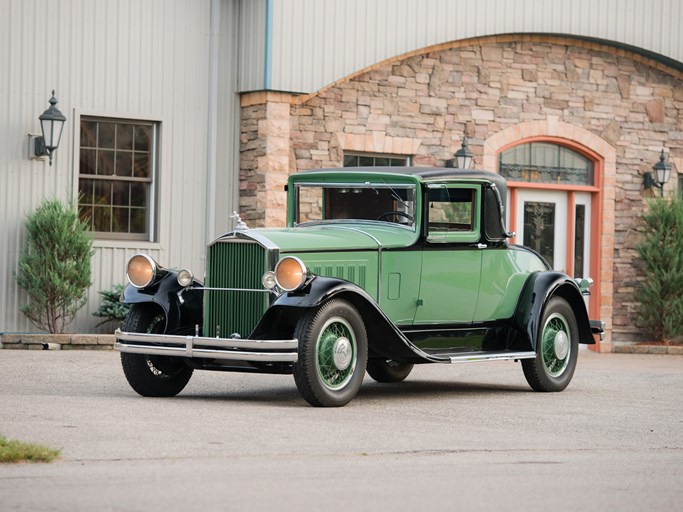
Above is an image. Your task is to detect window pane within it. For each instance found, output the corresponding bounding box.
[116,152,133,177]
[343,155,358,167]
[500,143,593,186]
[358,156,374,166]
[81,121,97,148]
[79,204,94,229]
[523,202,555,268]
[428,188,475,234]
[374,157,389,166]
[574,205,586,278]
[94,181,112,205]
[134,125,151,151]
[78,179,94,204]
[134,153,150,178]
[112,207,129,233]
[130,182,148,207]
[93,205,111,232]
[98,150,115,176]
[112,181,130,206]
[80,149,97,175]
[130,208,147,234]
[116,124,133,150]
[98,122,115,149]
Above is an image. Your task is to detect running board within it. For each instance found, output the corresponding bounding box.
[441,351,537,364]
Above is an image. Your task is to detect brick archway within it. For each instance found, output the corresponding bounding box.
[484,120,616,352]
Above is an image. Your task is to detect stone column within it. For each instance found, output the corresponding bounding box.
[240,92,293,227]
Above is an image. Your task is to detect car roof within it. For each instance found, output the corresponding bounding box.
[297,166,507,192]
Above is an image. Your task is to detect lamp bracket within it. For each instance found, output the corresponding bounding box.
[28,134,49,160]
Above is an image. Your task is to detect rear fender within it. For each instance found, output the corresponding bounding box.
[121,273,203,334]
[251,277,422,361]
[513,271,595,349]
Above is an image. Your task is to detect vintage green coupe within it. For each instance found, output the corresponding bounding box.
[115,167,603,406]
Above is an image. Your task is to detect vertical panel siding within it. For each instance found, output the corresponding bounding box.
[0,0,239,334]
[243,0,682,94]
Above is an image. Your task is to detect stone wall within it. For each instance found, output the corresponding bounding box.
[240,35,683,343]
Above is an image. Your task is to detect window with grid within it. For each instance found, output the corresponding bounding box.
[343,153,410,167]
[78,117,158,240]
[499,142,593,186]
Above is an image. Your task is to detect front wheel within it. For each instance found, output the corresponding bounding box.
[120,304,193,397]
[521,296,578,392]
[293,299,368,407]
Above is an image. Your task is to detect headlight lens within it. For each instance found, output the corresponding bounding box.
[274,257,307,292]
[262,271,277,290]
[177,269,194,287]
[126,254,158,288]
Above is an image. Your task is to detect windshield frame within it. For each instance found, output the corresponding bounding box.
[292,181,419,231]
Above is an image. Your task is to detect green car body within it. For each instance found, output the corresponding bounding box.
[115,167,603,407]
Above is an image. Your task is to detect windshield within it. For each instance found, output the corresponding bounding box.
[295,183,417,229]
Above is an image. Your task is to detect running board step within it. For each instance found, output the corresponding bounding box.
[439,351,537,364]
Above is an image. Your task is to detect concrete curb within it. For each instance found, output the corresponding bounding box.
[0,333,115,350]
[613,342,683,355]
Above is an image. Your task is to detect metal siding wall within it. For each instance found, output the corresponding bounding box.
[0,0,214,333]
[238,0,267,91]
[263,0,682,94]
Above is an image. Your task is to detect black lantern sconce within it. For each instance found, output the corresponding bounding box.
[30,90,67,166]
[643,149,672,197]
[447,136,473,169]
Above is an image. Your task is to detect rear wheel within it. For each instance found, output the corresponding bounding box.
[120,304,193,397]
[522,296,578,392]
[293,299,368,407]
[367,359,413,383]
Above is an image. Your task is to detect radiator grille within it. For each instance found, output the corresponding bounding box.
[204,239,269,338]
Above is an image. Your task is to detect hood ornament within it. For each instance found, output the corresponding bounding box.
[230,211,249,231]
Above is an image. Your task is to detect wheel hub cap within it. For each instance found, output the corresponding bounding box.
[554,330,569,360]
[332,337,352,370]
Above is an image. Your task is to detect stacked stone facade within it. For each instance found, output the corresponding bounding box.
[239,35,683,344]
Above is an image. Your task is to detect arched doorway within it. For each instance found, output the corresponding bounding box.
[483,122,616,351]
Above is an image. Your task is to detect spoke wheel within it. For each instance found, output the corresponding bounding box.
[293,299,367,407]
[120,304,193,397]
[522,296,578,392]
[367,359,414,383]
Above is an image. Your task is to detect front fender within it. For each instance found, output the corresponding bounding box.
[122,272,203,334]
[251,277,430,361]
[513,271,595,349]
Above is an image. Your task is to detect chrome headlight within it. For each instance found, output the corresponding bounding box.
[177,269,194,287]
[262,271,277,290]
[126,254,159,288]
[274,257,308,292]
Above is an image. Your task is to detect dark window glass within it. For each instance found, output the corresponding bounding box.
[574,205,585,278]
[499,143,593,186]
[523,201,555,268]
[343,153,409,167]
[78,117,157,240]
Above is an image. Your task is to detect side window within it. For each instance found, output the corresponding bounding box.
[427,186,479,243]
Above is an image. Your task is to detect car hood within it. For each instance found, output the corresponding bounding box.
[236,223,419,252]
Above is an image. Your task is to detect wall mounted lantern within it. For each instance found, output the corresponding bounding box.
[447,136,473,169]
[31,90,67,166]
[643,149,672,197]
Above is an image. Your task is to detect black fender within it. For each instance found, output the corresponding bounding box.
[251,277,432,362]
[121,272,203,334]
[512,271,595,350]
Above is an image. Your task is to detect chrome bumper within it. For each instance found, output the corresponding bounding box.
[114,329,298,363]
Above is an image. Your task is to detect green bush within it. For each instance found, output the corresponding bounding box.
[635,195,683,342]
[93,284,130,327]
[15,198,93,334]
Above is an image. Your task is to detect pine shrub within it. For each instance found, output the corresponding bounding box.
[93,284,130,327]
[15,198,93,333]
[635,195,683,342]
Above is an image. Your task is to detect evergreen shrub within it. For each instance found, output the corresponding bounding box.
[93,284,130,327]
[635,195,683,342]
[15,198,93,333]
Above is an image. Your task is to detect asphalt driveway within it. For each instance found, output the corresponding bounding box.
[0,348,681,511]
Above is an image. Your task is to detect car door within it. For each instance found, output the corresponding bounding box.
[413,184,483,325]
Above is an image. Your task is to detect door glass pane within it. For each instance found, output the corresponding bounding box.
[574,204,586,277]
[523,202,555,267]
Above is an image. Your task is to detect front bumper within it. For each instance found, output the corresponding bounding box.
[114,329,298,363]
